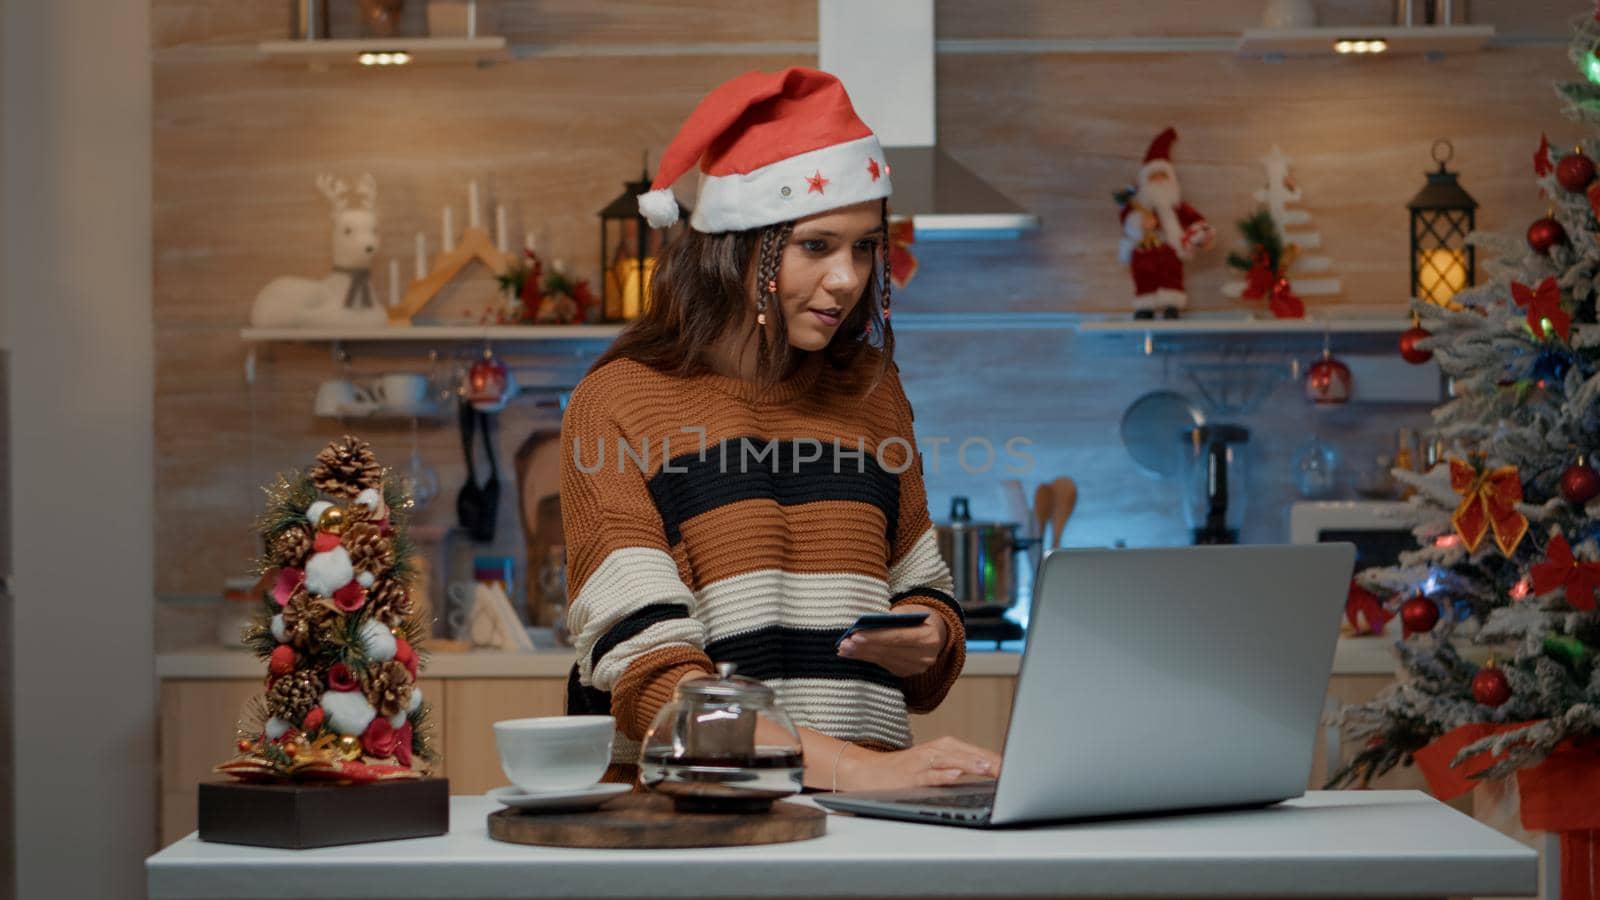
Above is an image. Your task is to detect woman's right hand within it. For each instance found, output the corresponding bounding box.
[836,736,1002,792]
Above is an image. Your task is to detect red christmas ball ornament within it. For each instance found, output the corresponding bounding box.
[1527,216,1568,254]
[1471,664,1512,707]
[1304,352,1353,405]
[236,739,253,753]
[464,350,516,413]
[1557,150,1597,192]
[301,706,325,733]
[1399,326,1433,364]
[268,644,297,677]
[1560,457,1600,505]
[1400,595,1441,637]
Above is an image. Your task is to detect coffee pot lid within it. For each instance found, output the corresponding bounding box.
[676,662,774,704]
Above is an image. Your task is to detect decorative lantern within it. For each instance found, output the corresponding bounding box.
[598,165,689,322]
[1407,139,1477,308]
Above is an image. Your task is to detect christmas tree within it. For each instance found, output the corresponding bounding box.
[1223,146,1344,315]
[1328,13,1600,893]
[216,436,436,783]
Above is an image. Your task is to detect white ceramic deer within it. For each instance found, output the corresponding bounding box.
[250,174,387,328]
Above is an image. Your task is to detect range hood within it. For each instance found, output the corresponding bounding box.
[818,0,1038,240]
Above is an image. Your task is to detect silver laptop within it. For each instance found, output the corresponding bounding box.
[815,543,1355,827]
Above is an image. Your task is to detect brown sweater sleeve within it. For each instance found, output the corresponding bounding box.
[891,593,966,713]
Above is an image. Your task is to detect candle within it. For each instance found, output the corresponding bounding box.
[496,203,508,253]
[469,181,481,229]
[389,258,400,307]
[524,231,536,254]
[443,206,455,253]
[467,0,477,37]
[414,232,427,279]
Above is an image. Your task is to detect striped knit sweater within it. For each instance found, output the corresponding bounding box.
[559,351,964,763]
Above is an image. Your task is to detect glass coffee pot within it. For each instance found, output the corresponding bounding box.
[638,662,805,812]
[1184,424,1251,544]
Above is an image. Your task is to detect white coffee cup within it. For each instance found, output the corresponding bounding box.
[314,379,376,417]
[376,373,430,411]
[493,715,615,792]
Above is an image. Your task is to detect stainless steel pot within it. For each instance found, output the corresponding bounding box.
[934,496,1026,612]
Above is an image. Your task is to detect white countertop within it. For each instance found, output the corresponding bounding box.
[146,790,1534,899]
[157,637,1405,679]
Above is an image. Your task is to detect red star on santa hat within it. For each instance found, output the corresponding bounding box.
[806,170,829,194]
[866,158,881,182]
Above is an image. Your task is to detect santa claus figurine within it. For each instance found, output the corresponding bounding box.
[1117,127,1215,319]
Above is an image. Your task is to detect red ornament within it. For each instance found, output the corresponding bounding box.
[394,636,418,679]
[236,739,253,753]
[1304,352,1353,405]
[268,644,297,677]
[464,351,514,413]
[1527,216,1567,254]
[332,580,366,613]
[1557,150,1597,192]
[1400,595,1441,637]
[1560,458,1600,505]
[1588,182,1600,221]
[312,532,342,553]
[301,706,325,732]
[361,717,403,759]
[395,722,414,767]
[1535,134,1554,177]
[328,662,359,692]
[1399,326,1433,364]
[805,170,829,194]
[283,743,298,758]
[1471,665,1512,707]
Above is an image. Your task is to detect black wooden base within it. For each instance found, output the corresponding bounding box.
[198,777,449,849]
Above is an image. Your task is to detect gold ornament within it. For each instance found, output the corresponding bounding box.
[317,505,347,535]
[338,735,363,760]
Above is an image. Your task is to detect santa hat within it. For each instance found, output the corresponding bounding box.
[637,67,893,234]
[1138,127,1179,182]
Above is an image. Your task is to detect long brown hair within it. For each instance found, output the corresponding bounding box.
[590,199,895,396]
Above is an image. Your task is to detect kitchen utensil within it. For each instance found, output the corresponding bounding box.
[1120,389,1206,478]
[1031,482,1054,544]
[638,662,805,813]
[456,398,500,542]
[493,715,615,792]
[1049,476,1077,549]
[935,496,1024,613]
[1184,424,1251,544]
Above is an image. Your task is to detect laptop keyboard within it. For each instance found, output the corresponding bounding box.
[907,790,995,809]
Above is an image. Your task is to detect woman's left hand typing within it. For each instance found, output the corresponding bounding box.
[836,604,948,677]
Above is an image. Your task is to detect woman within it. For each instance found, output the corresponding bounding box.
[561,67,1000,791]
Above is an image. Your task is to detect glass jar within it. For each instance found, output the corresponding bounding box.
[638,662,804,812]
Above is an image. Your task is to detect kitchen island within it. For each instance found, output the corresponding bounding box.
[147,789,1534,899]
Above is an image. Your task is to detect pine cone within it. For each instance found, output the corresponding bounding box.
[271,524,314,569]
[363,660,413,718]
[282,586,341,649]
[344,522,394,577]
[267,670,321,723]
[310,435,382,500]
[368,577,413,628]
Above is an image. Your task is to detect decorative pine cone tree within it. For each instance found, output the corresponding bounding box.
[221,436,435,784]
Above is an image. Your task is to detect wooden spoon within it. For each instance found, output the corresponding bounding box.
[1032,481,1055,546]
[1050,476,1078,549]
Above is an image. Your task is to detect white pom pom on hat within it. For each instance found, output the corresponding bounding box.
[637,188,680,229]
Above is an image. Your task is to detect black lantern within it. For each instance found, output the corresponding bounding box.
[1407,139,1477,307]
[598,165,688,322]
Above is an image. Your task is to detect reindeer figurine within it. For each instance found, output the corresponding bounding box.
[250,174,387,328]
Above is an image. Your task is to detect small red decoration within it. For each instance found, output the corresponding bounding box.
[888,218,918,290]
[328,663,358,692]
[1530,533,1600,611]
[1558,150,1597,193]
[272,567,304,607]
[1527,216,1567,254]
[268,644,297,677]
[361,717,403,759]
[237,739,253,753]
[394,637,418,679]
[1449,458,1529,556]
[283,743,298,758]
[866,158,881,182]
[1242,249,1305,319]
[1304,352,1352,405]
[464,351,513,413]
[395,722,414,767]
[805,170,829,194]
[1401,595,1441,636]
[332,580,366,613]
[312,532,341,553]
[1511,277,1571,343]
[1399,325,1433,364]
[1560,459,1600,506]
[1535,134,1554,177]
[1471,665,1512,707]
[1345,582,1393,636]
[301,706,325,732]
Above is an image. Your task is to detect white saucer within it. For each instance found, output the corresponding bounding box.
[487,783,630,812]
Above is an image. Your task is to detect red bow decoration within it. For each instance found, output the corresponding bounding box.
[1449,458,1529,556]
[1530,533,1600,611]
[1345,581,1393,635]
[1240,249,1305,319]
[888,218,918,290]
[1511,277,1571,343]
[1535,133,1554,177]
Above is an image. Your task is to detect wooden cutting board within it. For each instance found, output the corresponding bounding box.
[486,793,826,849]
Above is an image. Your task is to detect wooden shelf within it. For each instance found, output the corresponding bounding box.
[258,37,509,67]
[240,324,623,343]
[1237,25,1494,58]
[1075,315,1412,337]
